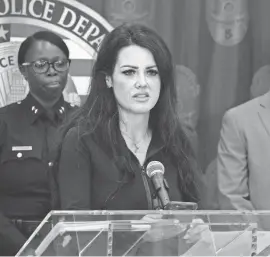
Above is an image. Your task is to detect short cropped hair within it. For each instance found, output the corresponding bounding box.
[18,31,69,65]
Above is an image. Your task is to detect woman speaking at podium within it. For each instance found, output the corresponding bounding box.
[58,23,203,211]
[57,23,206,255]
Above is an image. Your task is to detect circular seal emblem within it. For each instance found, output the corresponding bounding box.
[105,0,155,27]
[122,0,136,14]
[175,65,200,130]
[0,42,27,107]
[206,0,249,46]
[0,0,114,108]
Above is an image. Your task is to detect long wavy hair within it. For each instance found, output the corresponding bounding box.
[60,23,200,203]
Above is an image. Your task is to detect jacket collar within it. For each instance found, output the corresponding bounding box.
[146,130,165,160]
[21,93,67,124]
[257,91,270,137]
[259,90,270,109]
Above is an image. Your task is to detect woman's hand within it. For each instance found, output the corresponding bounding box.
[141,214,188,242]
[140,215,212,245]
[183,218,212,245]
[140,214,163,223]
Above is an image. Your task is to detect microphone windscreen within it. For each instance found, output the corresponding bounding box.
[146,161,165,177]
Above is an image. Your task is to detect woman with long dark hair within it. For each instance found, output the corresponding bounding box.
[58,23,203,211]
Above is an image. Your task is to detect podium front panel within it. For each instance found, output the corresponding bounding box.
[16,210,270,256]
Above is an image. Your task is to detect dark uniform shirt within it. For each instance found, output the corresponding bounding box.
[0,93,76,255]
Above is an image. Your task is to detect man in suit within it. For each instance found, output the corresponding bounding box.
[217,91,270,229]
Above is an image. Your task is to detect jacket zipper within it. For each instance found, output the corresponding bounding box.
[141,165,153,210]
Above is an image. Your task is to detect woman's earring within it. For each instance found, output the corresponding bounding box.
[106,77,112,88]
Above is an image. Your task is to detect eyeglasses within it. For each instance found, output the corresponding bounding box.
[21,59,71,74]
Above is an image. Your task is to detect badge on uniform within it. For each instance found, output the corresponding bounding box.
[12,146,32,151]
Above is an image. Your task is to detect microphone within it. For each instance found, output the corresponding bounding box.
[146,161,170,209]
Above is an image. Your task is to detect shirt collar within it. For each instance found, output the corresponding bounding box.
[22,93,67,124]
[146,130,165,158]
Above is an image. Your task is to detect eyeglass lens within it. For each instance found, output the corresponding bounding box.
[32,60,69,73]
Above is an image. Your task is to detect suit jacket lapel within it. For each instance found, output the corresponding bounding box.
[258,92,270,137]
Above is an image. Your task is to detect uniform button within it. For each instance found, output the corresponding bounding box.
[17,101,21,104]
[70,103,75,107]
[48,162,53,167]
[17,152,22,158]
